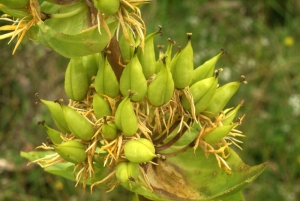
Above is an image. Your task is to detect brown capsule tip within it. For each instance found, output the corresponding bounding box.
[161,55,168,64]
[37,120,46,125]
[157,25,163,35]
[35,93,41,103]
[167,38,176,45]
[240,75,247,84]
[220,48,228,54]
[177,46,182,53]
[240,100,245,106]
[214,68,223,78]
[133,47,139,55]
[187,33,192,40]
[128,90,137,98]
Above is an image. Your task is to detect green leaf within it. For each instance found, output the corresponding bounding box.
[120,142,266,201]
[30,0,119,57]
[219,191,245,201]
[35,21,118,58]
[21,151,117,190]
[21,151,77,182]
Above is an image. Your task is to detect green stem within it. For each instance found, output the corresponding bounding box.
[155,119,190,152]
[42,5,85,19]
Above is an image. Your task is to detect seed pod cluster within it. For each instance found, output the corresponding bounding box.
[35,29,248,192]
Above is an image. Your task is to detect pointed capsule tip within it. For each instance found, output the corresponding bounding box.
[220,48,228,55]
[240,75,247,84]
[157,25,163,35]
[187,33,192,40]
[240,100,245,106]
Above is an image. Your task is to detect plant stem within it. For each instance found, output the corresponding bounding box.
[105,34,124,82]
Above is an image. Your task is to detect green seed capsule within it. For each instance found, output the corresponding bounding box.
[64,57,89,101]
[222,100,244,126]
[115,162,140,183]
[92,0,120,15]
[154,45,165,74]
[137,26,162,79]
[36,95,70,133]
[114,96,138,137]
[53,140,87,163]
[38,121,63,145]
[119,29,138,63]
[93,93,112,119]
[124,138,156,163]
[102,122,118,141]
[120,53,148,102]
[203,123,237,144]
[191,49,225,86]
[82,53,99,85]
[94,54,119,98]
[181,75,218,114]
[0,0,29,9]
[148,57,174,107]
[62,106,94,141]
[170,33,194,89]
[203,76,247,118]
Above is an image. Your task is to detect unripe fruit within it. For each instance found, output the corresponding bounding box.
[120,54,147,102]
[64,58,89,101]
[170,33,194,89]
[203,123,237,144]
[114,96,138,136]
[181,75,218,114]
[93,0,120,15]
[38,121,63,145]
[222,100,244,126]
[164,38,175,66]
[93,93,112,119]
[203,76,247,118]
[147,57,174,106]
[124,138,156,163]
[94,54,119,98]
[82,53,99,85]
[137,26,162,79]
[102,122,118,141]
[154,45,165,74]
[36,95,70,133]
[53,140,87,163]
[62,106,94,141]
[115,162,139,183]
[119,29,139,62]
[191,49,225,85]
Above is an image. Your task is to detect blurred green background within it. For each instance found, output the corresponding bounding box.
[1,0,299,200]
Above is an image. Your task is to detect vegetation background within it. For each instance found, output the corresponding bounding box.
[0,0,299,200]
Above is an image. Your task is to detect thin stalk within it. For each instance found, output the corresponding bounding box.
[153,120,180,145]
[155,119,191,152]
[160,140,195,158]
